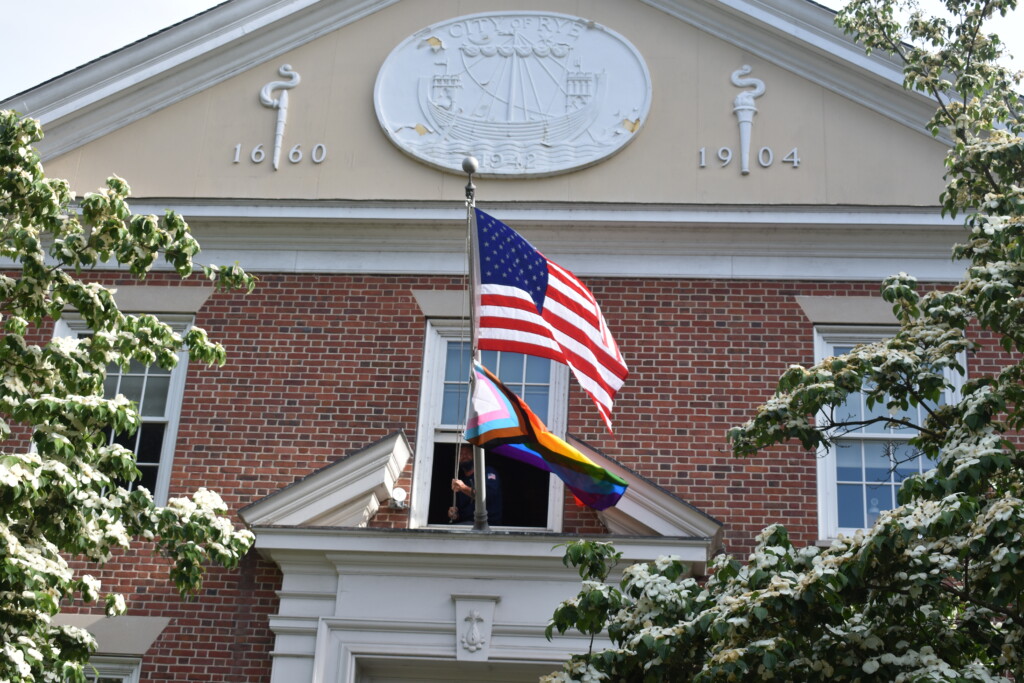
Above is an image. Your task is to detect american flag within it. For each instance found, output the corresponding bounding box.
[472,208,628,430]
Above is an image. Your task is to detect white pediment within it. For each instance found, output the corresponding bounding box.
[5,0,958,274]
[4,0,938,163]
[568,437,724,544]
[641,0,942,142]
[239,430,412,527]
[239,429,722,549]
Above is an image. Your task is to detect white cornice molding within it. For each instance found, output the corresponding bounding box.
[641,0,947,142]
[183,224,965,280]
[122,200,964,281]
[130,199,957,229]
[2,0,400,160]
[254,527,716,569]
[34,199,962,280]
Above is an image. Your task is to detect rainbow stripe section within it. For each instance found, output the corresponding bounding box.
[466,363,627,511]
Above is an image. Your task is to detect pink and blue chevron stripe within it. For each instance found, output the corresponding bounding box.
[465,363,627,511]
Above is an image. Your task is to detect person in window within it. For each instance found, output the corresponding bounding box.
[448,446,503,525]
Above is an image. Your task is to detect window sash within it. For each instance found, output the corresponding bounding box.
[411,320,568,531]
[85,657,141,683]
[814,326,964,539]
[52,315,192,506]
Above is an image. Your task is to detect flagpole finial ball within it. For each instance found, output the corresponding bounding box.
[462,156,479,175]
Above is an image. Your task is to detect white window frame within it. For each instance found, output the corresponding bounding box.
[814,325,965,540]
[410,319,569,531]
[85,656,142,683]
[53,314,192,506]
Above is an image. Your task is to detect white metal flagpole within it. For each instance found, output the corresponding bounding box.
[462,156,490,532]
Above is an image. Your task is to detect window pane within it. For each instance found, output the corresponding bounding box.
[525,355,550,383]
[832,391,863,430]
[893,445,928,481]
[136,423,166,464]
[888,401,917,433]
[893,456,919,482]
[837,484,864,528]
[118,375,144,404]
[863,441,892,483]
[149,363,171,376]
[441,384,469,425]
[112,429,138,453]
[524,385,548,420]
[108,424,166,496]
[442,341,472,425]
[863,387,890,434]
[446,345,554,426]
[497,353,524,384]
[136,462,159,494]
[103,375,118,399]
[445,342,470,381]
[865,484,894,525]
[836,441,860,481]
[141,376,170,417]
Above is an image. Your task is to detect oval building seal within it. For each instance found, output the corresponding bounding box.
[374,12,652,177]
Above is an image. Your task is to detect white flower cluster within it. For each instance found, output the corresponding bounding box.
[542,659,608,682]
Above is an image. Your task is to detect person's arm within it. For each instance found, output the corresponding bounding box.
[450,477,475,521]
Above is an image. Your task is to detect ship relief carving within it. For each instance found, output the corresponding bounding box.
[374,12,652,177]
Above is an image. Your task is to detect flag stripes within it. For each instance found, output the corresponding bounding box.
[473,209,628,430]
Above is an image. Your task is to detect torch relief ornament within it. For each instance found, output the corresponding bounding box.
[731,65,765,175]
[259,64,301,171]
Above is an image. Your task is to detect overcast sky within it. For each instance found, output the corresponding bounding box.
[1,0,1021,102]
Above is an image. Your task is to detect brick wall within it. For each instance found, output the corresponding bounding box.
[42,271,1012,680]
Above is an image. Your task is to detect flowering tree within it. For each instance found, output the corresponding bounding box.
[546,1,1024,680]
[0,110,256,681]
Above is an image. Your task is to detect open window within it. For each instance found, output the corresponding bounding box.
[52,315,192,506]
[411,320,568,530]
[814,326,965,539]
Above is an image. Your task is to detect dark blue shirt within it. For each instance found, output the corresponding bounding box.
[454,466,503,525]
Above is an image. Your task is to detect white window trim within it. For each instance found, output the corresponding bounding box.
[410,319,568,531]
[53,314,193,506]
[814,325,965,541]
[86,656,142,683]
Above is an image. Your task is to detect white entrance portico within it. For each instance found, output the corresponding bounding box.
[241,432,722,682]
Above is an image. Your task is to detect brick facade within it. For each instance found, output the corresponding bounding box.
[42,269,1009,680]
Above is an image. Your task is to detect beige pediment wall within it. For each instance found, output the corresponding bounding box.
[44,0,948,206]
